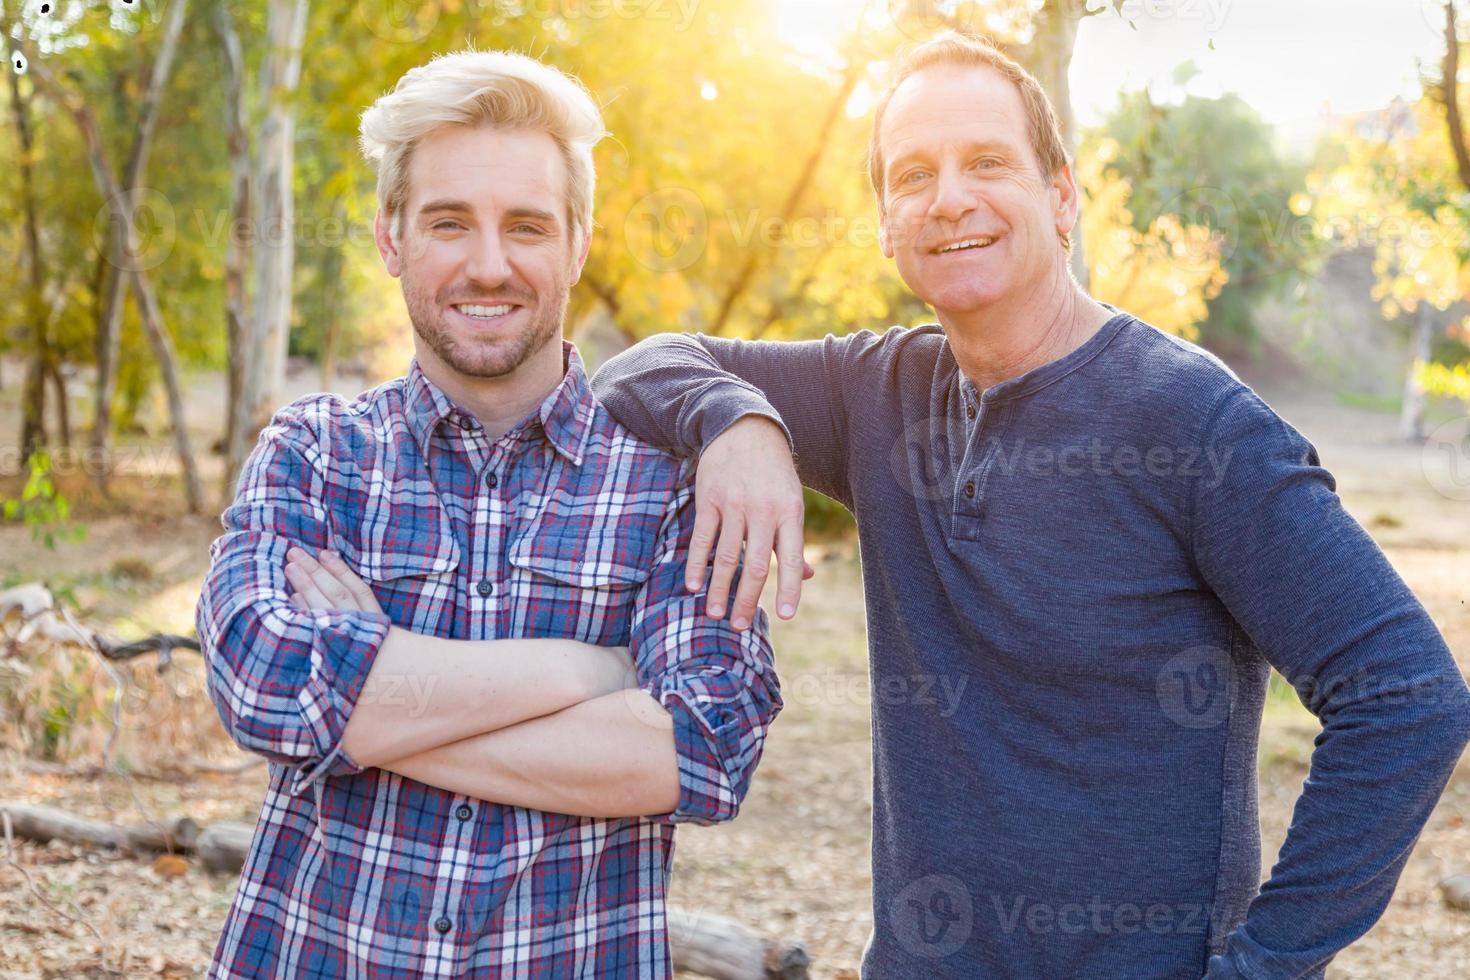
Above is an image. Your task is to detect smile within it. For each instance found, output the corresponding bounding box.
[451,303,517,321]
[933,237,997,254]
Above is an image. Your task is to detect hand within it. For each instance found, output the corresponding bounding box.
[688,417,814,631]
[284,546,384,616]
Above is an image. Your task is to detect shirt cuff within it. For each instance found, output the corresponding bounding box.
[689,382,794,457]
[651,686,744,824]
[289,608,392,796]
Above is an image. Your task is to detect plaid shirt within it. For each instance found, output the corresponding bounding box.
[196,342,781,978]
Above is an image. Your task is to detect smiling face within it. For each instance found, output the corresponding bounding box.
[877,64,1077,320]
[375,125,588,381]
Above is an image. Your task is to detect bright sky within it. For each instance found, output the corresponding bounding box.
[776,0,1442,155]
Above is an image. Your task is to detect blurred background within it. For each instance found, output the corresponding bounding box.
[0,0,1467,977]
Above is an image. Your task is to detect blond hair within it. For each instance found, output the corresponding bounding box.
[359,50,605,250]
[867,33,1071,249]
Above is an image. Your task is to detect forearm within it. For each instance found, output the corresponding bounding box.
[381,689,681,818]
[340,626,634,767]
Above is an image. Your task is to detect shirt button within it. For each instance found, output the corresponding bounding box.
[966,403,976,420]
[485,471,498,489]
[476,580,494,597]
[434,916,453,934]
[458,415,477,431]
[455,803,473,821]
[964,481,976,498]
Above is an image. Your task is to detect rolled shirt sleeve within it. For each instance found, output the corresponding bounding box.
[196,412,391,796]
[629,464,783,825]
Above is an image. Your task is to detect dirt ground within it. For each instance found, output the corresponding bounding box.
[0,368,1467,978]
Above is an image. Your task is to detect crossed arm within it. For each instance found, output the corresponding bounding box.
[197,415,781,823]
[282,545,682,818]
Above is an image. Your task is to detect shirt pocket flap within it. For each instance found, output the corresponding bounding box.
[507,530,656,589]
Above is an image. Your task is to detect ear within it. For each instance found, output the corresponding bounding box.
[1050,162,1081,239]
[568,226,593,286]
[374,210,403,278]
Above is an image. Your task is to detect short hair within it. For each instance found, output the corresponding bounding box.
[359,50,605,251]
[867,33,1070,230]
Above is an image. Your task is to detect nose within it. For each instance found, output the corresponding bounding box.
[928,163,977,225]
[462,229,513,288]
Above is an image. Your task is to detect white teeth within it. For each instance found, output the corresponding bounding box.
[456,303,512,318]
[938,237,995,253]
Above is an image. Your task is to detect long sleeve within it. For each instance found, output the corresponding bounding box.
[1192,387,1470,978]
[196,412,392,797]
[630,463,784,825]
[591,330,885,507]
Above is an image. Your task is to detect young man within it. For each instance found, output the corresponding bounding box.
[591,33,1470,979]
[196,51,781,978]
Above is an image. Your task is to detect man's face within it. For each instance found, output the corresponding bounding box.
[877,64,1075,318]
[376,125,587,379]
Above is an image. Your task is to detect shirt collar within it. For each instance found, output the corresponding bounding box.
[404,341,595,466]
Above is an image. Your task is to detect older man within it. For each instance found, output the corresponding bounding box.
[196,51,781,978]
[592,32,1470,979]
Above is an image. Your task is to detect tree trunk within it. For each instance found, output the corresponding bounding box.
[45,361,71,450]
[1399,303,1435,441]
[1017,0,1088,289]
[86,0,191,494]
[216,1,253,505]
[8,34,49,462]
[244,0,310,439]
[11,0,195,506]
[128,266,204,512]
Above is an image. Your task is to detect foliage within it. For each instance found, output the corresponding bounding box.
[1088,90,1314,347]
[1078,137,1228,340]
[1,450,86,550]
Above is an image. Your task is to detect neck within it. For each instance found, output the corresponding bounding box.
[939,261,1114,393]
[416,337,567,442]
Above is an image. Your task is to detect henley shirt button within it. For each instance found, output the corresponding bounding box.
[434,916,453,934]
[966,403,976,420]
[964,481,976,498]
[455,803,473,821]
[476,579,494,597]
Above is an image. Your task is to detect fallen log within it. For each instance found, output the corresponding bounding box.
[671,909,811,979]
[0,803,199,855]
[0,801,809,979]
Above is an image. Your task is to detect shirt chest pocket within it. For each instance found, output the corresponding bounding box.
[505,524,657,646]
[328,501,463,636]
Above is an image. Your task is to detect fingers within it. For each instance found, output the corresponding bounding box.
[773,517,808,621]
[704,509,746,621]
[686,498,722,594]
[318,549,385,615]
[728,519,775,631]
[285,547,374,613]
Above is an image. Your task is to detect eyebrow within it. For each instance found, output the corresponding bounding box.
[416,199,561,226]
